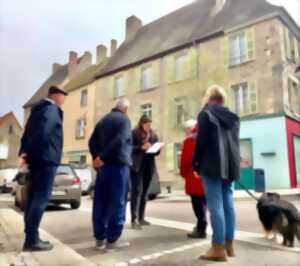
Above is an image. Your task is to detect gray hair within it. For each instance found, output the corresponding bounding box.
[116,98,130,110]
[184,119,197,129]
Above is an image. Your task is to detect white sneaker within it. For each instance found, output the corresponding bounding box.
[96,240,106,250]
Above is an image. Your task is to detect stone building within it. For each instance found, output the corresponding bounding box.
[25,0,300,189]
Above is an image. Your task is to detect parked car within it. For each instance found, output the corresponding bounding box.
[89,169,161,200]
[0,168,18,193]
[73,166,93,195]
[14,164,82,211]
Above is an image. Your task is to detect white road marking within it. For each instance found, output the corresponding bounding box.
[141,255,153,260]
[80,205,300,253]
[115,262,128,266]
[81,203,300,265]
[129,258,142,264]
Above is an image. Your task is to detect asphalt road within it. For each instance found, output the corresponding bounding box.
[1,193,300,266]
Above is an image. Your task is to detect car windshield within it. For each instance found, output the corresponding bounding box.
[56,165,74,176]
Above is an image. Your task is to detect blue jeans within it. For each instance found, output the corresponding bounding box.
[93,164,129,243]
[202,176,235,244]
[25,165,57,244]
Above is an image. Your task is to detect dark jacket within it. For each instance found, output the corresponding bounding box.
[131,129,159,173]
[19,99,63,166]
[192,104,240,181]
[89,108,132,166]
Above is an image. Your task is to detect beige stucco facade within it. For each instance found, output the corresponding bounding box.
[62,82,97,165]
[0,114,22,169]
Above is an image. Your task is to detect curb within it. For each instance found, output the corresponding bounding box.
[0,208,96,266]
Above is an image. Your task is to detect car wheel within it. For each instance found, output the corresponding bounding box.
[90,189,94,199]
[70,200,81,209]
[14,196,19,207]
[148,194,158,200]
[19,199,26,212]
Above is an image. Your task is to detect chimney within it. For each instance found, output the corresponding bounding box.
[78,51,92,72]
[111,39,118,56]
[96,45,107,64]
[126,16,142,41]
[213,0,226,15]
[52,63,61,74]
[68,51,78,78]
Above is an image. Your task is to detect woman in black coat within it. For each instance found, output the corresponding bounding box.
[193,85,240,262]
[130,115,159,230]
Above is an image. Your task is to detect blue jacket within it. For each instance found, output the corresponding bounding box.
[89,108,132,166]
[19,99,63,166]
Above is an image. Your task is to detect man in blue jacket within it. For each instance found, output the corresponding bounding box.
[19,86,67,252]
[89,98,132,250]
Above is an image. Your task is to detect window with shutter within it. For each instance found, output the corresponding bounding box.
[246,29,255,61]
[229,29,255,66]
[231,81,257,115]
[284,27,292,60]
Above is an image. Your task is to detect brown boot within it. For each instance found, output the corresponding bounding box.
[225,240,235,257]
[199,242,227,262]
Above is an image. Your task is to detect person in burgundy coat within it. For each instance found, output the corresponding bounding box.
[180,119,207,239]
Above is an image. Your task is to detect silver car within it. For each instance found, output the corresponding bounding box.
[15,164,82,211]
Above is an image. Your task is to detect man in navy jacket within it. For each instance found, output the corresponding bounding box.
[89,98,132,250]
[19,86,67,252]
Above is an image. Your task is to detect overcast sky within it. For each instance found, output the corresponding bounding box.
[0,0,299,124]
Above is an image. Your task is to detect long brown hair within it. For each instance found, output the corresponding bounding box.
[136,114,152,141]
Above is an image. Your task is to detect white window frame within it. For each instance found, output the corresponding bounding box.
[231,81,257,115]
[140,103,152,119]
[229,32,247,66]
[114,76,126,98]
[75,118,86,139]
[141,65,154,91]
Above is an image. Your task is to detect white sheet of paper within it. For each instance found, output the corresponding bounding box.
[146,142,165,154]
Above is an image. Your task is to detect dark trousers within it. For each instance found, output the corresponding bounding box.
[24,165,57,244]
[191,195,207,232]
[93,164,129,243]
[130,162,153,223]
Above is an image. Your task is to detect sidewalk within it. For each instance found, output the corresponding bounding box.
[0,208,95,266]
[160,188,300,201]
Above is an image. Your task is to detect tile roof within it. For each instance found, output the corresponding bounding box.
[97,0,297,78]
[23,64,69,108]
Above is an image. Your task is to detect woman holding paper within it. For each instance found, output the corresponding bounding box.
[130,114,160,230]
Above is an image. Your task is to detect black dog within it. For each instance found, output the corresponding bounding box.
[257,192,300,247]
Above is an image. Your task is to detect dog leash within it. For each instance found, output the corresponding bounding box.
[236,181,259,201]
